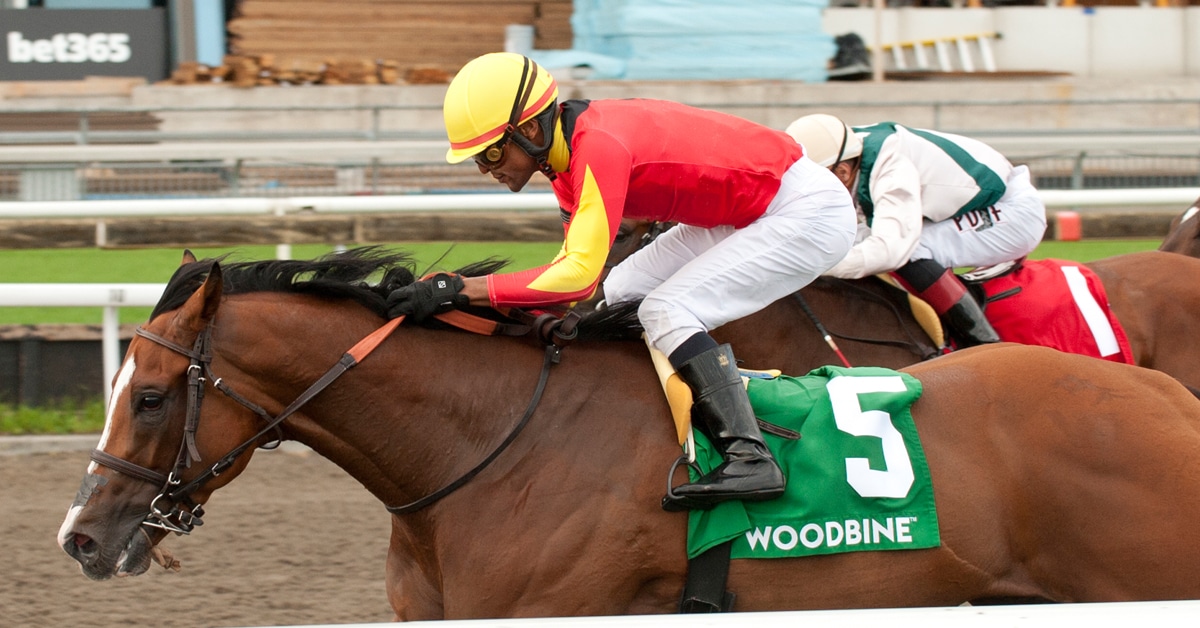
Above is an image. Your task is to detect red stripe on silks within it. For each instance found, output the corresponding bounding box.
[347,317,404,363]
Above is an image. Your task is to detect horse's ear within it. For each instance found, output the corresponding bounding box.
[181,249,197,265]
[173,261,224,336]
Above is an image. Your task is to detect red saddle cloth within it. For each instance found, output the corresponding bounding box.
[978,258,1135,364]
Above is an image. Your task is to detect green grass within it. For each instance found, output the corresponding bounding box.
[1028,239,1161,263]
[0,237,1164,435]
[0,398,108,435]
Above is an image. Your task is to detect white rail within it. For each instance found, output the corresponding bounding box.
[0,192,561,218]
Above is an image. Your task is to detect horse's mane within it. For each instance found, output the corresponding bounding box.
[149,246,645,341]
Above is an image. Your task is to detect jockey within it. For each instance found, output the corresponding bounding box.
[785,114,1048,348]
[385,52,857,511]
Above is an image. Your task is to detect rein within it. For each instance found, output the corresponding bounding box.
[90,307,580,534]
[387,309,581,515]
[91,318,404,535]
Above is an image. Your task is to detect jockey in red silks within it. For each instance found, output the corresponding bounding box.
[786,114,1048,348]
[386,53,856,511]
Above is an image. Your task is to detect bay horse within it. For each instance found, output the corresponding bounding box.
[58,248,1200,619]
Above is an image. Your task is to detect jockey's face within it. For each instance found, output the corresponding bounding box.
[475,120,541,193]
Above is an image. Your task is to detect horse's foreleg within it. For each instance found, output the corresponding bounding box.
[386,523,444,621]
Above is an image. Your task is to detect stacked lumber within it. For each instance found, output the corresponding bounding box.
[223,0,573,82]
[166,55,404,86]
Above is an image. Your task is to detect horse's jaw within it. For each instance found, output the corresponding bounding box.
[57,475,163,580]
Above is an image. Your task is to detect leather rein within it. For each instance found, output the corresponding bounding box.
[88,309,580,536]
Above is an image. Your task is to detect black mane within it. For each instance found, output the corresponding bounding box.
[150,246,644,341]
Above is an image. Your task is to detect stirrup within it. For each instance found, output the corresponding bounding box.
[662,454,713,512]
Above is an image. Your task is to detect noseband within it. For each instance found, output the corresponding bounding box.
[88,313,559,536]
[89,322,379,535]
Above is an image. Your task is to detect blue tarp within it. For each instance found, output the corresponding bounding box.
[549,0,834,82]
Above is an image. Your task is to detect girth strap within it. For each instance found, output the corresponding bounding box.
[680,540,735,613]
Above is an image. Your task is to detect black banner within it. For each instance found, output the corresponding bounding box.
[0,8,168,81]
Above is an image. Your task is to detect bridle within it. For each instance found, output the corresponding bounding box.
[90,323,314,535]
[88,310,573,535]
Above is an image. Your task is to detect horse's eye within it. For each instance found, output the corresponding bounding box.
[137,395,164,413]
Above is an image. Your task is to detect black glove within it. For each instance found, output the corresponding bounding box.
[386,273,469,322]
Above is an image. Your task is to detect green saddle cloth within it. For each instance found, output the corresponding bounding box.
[687,365,941,560]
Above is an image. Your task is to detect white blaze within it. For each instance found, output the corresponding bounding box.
[87,356,136,474]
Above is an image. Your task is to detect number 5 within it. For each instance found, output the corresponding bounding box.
[826,376,915,498]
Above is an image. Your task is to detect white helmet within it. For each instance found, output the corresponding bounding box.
[784,114,863,168]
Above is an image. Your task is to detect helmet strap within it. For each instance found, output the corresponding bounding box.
[833,122,849,166]
[512,102,559,181]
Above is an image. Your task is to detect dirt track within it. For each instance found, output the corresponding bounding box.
[1,447,396,627]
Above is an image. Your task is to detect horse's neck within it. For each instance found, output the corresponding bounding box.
[219,303,582,511]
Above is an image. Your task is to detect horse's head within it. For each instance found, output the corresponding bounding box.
[57,256,265,580]
[1159,198,1200,258]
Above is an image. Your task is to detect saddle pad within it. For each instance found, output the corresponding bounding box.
[980,259,1134,364]
[687,366,940,560]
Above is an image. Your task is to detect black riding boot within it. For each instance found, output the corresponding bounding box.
[663,344,785,512]
[941,292,1000,348]
[899,260,1000,349]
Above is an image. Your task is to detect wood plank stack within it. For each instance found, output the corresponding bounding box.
[222,0,574,83]
[166,55,404,86]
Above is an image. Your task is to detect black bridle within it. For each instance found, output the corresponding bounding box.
[88,316,563,535]
[90,324,304,535]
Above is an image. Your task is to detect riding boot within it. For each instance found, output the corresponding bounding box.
[664,344,785,511]
[913,267,1000,348]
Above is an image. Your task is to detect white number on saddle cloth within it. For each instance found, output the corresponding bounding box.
[827,376,915,499]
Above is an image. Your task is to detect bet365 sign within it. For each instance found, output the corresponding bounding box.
[0,9,167,81]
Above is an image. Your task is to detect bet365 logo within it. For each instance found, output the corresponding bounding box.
[6,31,131,64]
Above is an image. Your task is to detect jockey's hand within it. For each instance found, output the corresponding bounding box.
[386,273,468,322]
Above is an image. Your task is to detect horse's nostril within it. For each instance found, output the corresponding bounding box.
[72,533,97,557]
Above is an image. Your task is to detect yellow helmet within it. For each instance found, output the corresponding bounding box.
[443,52,559,164]
[784,114,863,168]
